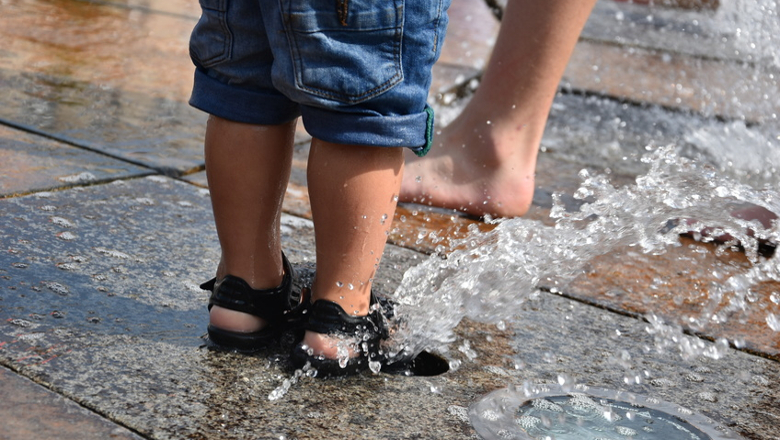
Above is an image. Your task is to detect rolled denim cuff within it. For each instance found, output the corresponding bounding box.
[300,104,434,152]
[189,68,300,125]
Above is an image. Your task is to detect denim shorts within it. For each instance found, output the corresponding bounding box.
[189,0,450,155]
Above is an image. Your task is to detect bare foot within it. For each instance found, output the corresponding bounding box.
[400,116,539,218]
[210,307,267,333]
[301,331,358,359]
[208,264,284,334]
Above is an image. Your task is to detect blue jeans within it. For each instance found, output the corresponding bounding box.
[189,0,451,155]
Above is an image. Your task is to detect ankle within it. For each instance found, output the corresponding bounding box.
[443,115,542,170]
[216,259,285,291]
[310,282,371,317]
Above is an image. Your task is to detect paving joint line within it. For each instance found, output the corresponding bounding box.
[0,117,180,177]
[577,34,769,69]
[538,286,780,363]
[0,362,152,439]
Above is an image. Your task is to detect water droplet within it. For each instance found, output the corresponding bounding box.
[56,231,77,241]
[766,313,780,331]
[8,318,33,328]
[50,217,75,228]
[56,263,77,271]
[43,282,69,296]
[58,172,96,183]
[95,248,130,259]
[615,426,637,436]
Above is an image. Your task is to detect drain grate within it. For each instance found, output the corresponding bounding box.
[469,384,743,440]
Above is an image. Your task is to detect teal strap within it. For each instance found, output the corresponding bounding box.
[414,105,435,157]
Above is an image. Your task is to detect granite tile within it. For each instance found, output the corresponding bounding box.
[0,365,144,440]
[0,125,150,198]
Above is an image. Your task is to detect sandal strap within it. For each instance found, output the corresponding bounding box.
[201,253,297,325]
[303,292,389,340]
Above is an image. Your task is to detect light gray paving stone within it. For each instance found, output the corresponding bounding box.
[0,364,144,440]
[0,125,151,198]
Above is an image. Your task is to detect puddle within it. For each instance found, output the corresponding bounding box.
[469,384,743,440]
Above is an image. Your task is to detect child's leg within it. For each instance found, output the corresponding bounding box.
[204,115,297,333]
[304,138,404,358]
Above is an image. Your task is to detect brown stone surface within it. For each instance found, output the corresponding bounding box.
[438,0,499,72]
[88,0,202,16]
[0,0,207,173]
[562,236,780,360]
[429,0,499,97]
[0,365,143,440]
[564,40,779,122]
[0,0,197,102]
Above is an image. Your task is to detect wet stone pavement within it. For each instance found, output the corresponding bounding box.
[1,0,779,439]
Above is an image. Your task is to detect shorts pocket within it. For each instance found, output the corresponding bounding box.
[282,0,404,104]
[189,0,232,68]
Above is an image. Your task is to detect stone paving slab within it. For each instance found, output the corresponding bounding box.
[585,1,736,62]
[0,177,780,439]
[561,236,780,360]
[0,178,778,440]
[431,0,780,126]
[564,40,779,123]
[483,292,780,440]
[0,0,205,174]
[575,1,779,123]
[0,124,151,198]
[0,364,144,440]
[1,0,779,438]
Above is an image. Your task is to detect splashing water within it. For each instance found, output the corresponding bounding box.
[716,0,780,68]
[385,146,779,364]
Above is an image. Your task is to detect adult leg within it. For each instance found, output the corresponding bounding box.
[205,115,297,333]
[304,139,404,358]
[401,0,597,217]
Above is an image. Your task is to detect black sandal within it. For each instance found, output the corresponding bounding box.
[200,253,303,352]
[290,290,389,377]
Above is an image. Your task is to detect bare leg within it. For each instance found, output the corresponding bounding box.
[401,0,597,217]
[304,140,403,358]
[205,116,297,333]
